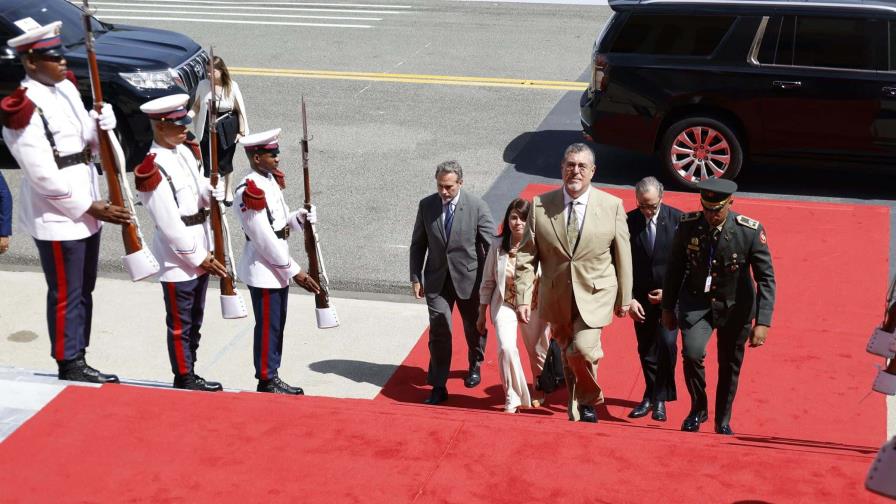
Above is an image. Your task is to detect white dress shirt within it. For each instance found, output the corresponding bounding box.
[190,80,249,141]
[562,187,589,236]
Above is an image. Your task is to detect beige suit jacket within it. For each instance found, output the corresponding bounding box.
[515,186,632,328]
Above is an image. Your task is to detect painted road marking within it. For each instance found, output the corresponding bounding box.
[95,15,374,28]
[95,8,383,21]
[228,67,589,91]
[91,1,413,14]
[122,0,413,7]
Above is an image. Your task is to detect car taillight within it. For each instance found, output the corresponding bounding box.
[592,53,608,92]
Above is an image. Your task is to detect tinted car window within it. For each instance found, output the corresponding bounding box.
[611,14,735,56]
[792,16,887,70]
[891,21,896,70]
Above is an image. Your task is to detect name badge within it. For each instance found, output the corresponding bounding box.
[704,276,712,293]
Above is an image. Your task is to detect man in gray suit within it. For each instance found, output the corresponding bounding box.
[410,161,496,404]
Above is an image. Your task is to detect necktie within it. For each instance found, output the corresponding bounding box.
[567,201,579,251]
[444,202,454,239]
[646,217,656,253]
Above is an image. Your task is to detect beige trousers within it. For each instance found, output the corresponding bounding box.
[551,312,604,421]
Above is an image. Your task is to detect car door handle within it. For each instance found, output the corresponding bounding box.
[773,80,802,89]
[883,86,896,97]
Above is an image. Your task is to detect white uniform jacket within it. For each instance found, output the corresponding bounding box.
[137,142,213,282]
[1,77,101,241]
[235,170,303,289]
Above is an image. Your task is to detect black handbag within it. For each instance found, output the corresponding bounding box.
[536,339,565,393]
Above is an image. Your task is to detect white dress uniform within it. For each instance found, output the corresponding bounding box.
[2,75,101,241]
[137,140,213,282]
[235,128,309,391]
[134,94,222,388]
[0,21,119,383]
[235,168,304,288]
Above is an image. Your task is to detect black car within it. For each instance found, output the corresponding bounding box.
[1,0,207,168]
[580,0,896,188]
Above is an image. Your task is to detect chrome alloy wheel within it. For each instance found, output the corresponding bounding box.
[669,126,731,183]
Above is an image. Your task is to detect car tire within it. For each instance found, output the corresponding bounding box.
[661,116,742,189]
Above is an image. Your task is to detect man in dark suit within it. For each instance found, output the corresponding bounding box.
[410,161,496,404]
[626,177,681,422]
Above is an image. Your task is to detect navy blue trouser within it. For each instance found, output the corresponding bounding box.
[161,274,210,376]
[34,230,101,361]
[249,285,289,380]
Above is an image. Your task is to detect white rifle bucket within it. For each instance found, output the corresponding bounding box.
[315,306,339,329]
[221,291,248,319]
[866,437,896,498]
[867,327,896,359]
[122,248,159,282]
[872,369,896,395]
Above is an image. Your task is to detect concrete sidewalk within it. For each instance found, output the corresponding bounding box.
[0,269,427,399]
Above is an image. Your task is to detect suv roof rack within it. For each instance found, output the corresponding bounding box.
[609,0,896,13]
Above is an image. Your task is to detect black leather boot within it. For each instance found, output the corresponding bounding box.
[257,376,303,395]
[174,373,223,392]
[58,354,119,384]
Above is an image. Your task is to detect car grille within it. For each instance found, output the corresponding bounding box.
[173,49,209,93]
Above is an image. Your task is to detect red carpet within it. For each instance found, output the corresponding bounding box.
[0,185,890,502]
[0,384,885,503]
[379,185,890,445]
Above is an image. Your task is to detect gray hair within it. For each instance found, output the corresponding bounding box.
[435,160,463,181]
[635,176,664,198]
[562,143,595,166]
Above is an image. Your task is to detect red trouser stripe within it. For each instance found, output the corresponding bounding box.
[52,242,67,361]
[261,289,270,380]
[167,283,188,375]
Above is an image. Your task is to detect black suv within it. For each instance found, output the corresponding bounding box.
[1,0,207,168]
[580,0,896,188]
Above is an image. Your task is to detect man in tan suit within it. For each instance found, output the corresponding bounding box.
[515,143,632,423]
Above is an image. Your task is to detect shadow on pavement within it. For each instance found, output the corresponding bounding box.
[307,359,398,387]
[503,129,895,201]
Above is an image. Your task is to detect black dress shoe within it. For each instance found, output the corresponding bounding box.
[257,376,304,395]
[424,386,448,405]
[715,424,735,435]
[579,405,598,423]
[651,401,667,422]
[628,399,652,418]
[680,410,708,432]
[174,373,223,392]
[58,355,119,384]
[464,366,481,388]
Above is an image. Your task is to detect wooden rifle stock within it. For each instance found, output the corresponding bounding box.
[206,47,236,296]
[300,98,331,309]
[81,0,140,254]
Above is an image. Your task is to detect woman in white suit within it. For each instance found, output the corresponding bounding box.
[477,198,551,413]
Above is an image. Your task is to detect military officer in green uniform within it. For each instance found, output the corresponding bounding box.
[661,179,776,435]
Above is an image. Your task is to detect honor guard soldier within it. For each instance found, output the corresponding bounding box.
[235,129,320,395]
[1,21,129,383]
[661,179,776,435]
[134,94,228,392]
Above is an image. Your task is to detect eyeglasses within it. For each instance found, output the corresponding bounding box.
[637,202,660,211]
[563,162,593,173]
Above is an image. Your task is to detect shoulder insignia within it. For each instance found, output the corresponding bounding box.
[272,168,286,190]
[736,215,760,229]
[134,153,162,192]
[184,138,202,163]
[242,179,266,211]
[64,71,78,88]
[681,211,701,222]
[0,87,36,130]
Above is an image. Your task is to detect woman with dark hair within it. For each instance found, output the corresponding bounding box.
[190,55,249,205]
[477,198,551,412]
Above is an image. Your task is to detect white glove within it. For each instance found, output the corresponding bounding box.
[89,103,117,131]
[208,181,225,202]
[294,205,317,226]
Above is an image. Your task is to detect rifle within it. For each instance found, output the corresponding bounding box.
[300,97,339,329]
[206,47,247,319]
[81,0,158,281]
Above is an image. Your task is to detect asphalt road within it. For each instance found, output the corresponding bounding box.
[1,0,893,296]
